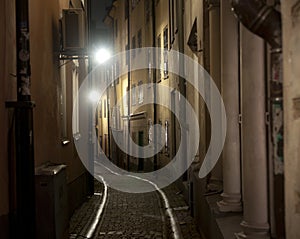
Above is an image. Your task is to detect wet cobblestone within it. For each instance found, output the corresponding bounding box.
[162,184,202,239]
[69,180,202,239]
[94,187,166,239]
[69,181,104,238]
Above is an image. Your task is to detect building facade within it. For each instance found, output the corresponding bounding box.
[1,0,300,238]
[0,0,91,238]
[101,0,300,238]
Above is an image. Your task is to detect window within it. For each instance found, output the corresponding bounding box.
[112,106,117,129]
[124,86,129,116]
[148,119,153,144]
[165,120,169,155]
[169,0,176,46]
[163,50,169,78]
[132,35,136,58]
[158,119,163,153]
[72,60,80,137]
[104,99,107,118]
[115,19,118,38]
[163,26,168,49]
[126,43,129,65]
[138,29,142,49]
[125,0,129,19]
[110,64,115,87]
[138,81,143,104]
[114,61,119,85]
[99,100,102,118]
[173,0,178,36]
[60,60,67,139]
[187,19,198,53]
[116,106,121,129]
[145,0,150,23]
[111,106,121,130]
[131,0,140,10]
[157,34,162,81]
[147,49,152,84]
[131,84,136,105]
[163,26,169,78]
[106,68,111,84]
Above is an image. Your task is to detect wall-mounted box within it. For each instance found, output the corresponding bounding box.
[61,8,86,53]
[35,164,68,239]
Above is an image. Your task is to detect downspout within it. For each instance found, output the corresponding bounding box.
[87,0,94,196]
[231,1,284,237]
[127,0,131,171]
[230,0,282,49]
[176,0,187,180]
[107,69,111,160]
[6,0,36,237]
[106,10,115,162]
[152,0,158,170]
[110,13,119,166]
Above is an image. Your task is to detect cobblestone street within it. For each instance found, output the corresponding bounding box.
[69,180,202,239]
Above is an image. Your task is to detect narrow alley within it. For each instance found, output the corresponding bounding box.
[1,0,300,239]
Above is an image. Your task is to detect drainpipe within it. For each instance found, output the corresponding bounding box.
[6,0,36,238]
[87,0,95,197]
[152,0,158,170]
[105,12,115,163]
[127,0,131,171]
[176,0,187,181]
[231,0,281,49]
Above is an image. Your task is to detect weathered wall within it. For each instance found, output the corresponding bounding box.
[0,2,89,235]
[29,0,86,183]
[155,0,173,168]
[282,1,300,238]
[183,0,206,164]
[0,0,16,238]
[29,0,61,165]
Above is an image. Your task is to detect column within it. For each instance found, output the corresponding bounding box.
[236,26,269,238]
[217,0,242,212]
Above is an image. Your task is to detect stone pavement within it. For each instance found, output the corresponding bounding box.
[94,187,166,239]
[162,184,202,239]
[69,182,104,238]
[69,180,202,239]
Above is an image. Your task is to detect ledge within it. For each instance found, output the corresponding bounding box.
[191,170,243,239]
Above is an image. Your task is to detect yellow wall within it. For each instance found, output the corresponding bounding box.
[29,0,86,183]
[0,0,89,229]
[0,0,16,220]
[183,0,207,163]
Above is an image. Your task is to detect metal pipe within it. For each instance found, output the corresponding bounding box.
[14,0,35,237]
[16,0,31,101]
[87,0,95,197]
[127,0,131,171]
[176,0,187,181]
[106,9,115,164]
[231,0,282,49]
[152,0,158,171]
